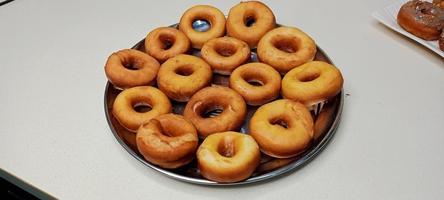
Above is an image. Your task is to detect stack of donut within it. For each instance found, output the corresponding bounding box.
[397,0,444,51]
[104,1,344,183]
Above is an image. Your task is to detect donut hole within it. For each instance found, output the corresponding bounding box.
[297,69,321,82]
[200,105,224,118]
[243,74,266,87]
[273,38,299,53]
[246,79,264,86]
[159,34,175,50]
[123,63,139,70]
[192,19,211,32]
[150,119,174,137]
[215,43,237,57]
[270,118,289,129]
[122,60,140,70]
[174,65,194,76]
[133,102,152,113]
[244,15,256,27]
[217,137,236,158]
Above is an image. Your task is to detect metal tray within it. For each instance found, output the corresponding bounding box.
[104,26,343,186]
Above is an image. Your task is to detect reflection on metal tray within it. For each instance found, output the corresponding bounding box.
[104,24,343,186]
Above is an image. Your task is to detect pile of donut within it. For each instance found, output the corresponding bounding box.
[397,0,444,51]
[104,1,344,183]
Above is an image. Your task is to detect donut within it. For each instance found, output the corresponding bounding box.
[313,102,336,141]
[434,0,444,8]
[397,0,444,40]
[112,86,172,132]
[183,86,247,138]
[257,27,317,74]
[229,62,281,106]
[144,27,190,62]
[201,37,250,75]
[197,131,260,183]
[105,49,160,89]
[157,54,212,102]
[179,5,226,49]
[282,61,343,107]
[249,99,314,158]
[136,114,198,169]
[226,1,276,48]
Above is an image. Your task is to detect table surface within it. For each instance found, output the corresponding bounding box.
[1,0,443,199]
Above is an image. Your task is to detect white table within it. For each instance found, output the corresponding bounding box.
[1,0,443,199]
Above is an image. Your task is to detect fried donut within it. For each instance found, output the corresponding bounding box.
[434,0,444,8]
[157,54,212,102]
[226,1,276,48]
[179,5,226,49]
[144,27,190,62]
[197,131,260,183]
[249,99,314,158]
[201,37,250,75]
[113,86,172,132]
[105,49,160,89]
[397,0,444,40]
[229,62,281,106]
[183,86,247,138]
[136,114,198,169]
[282,61,343,107]
[257,27,316,74]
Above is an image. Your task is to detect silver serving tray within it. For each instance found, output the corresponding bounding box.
[104,25,343,186]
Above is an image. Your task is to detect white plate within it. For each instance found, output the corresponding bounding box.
[372,0,444,57]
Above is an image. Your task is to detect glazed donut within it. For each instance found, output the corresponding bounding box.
[257,27,317,74]
[197,131,260,183]
[105,49,160,89]
[157,54,212,102]
[397,0,444,40]
[201,37,250,75]
[113,86,172,132]
[282,61,343,107]
[144,27,190,62]
[229,62,281,106]
[226,1,276,48]
[249,99,314,158]
[179,5,226,49]
[183,86,247,138]
[136,114,198,169]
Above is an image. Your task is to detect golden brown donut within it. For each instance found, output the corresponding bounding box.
[229,62,281,106]
[282,61,343,107]
[197,131,260,183]
[201,37,250,75]
[179,5,226,49]
[105,49,160,89]
[249,99,314,158]
[157,54,212,102]
[257,27,317,74]
[434,0,444,8]
[256,157,297,173]
[226,1,276,48]
[183,86,247,138]
[113,86,172,132]
[313,101,336,141]
[144,27,190,62]
[136,114,198,169]
[397,0,444,40]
